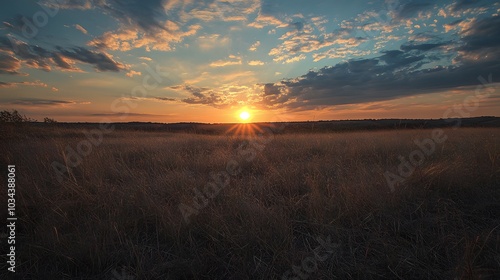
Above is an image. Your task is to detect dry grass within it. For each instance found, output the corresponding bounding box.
[0,125,499,279]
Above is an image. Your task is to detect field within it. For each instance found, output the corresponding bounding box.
[1,124,499,279]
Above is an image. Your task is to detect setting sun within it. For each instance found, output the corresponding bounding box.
[239,111,250,121]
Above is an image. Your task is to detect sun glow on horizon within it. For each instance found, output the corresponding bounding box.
[239,111,251,122]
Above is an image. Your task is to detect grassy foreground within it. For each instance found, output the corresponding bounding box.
[1,125,499,279]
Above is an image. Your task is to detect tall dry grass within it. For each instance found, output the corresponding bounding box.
[0,126,499,279]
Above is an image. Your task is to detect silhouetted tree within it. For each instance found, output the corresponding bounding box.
[43,117,57,123]
[0,110,36,123]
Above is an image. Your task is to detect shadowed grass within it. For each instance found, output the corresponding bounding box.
[0,126,499,279]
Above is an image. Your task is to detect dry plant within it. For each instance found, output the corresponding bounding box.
[0,126,499,279]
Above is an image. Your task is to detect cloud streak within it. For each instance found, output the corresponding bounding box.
[0,36,125,73]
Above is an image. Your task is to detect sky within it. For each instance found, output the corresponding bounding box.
[0,0,499,123]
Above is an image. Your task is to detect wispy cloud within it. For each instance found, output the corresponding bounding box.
[248,60,265,66]
[6,98,77,106]
[74,24,88,34]
[249,41,260,51]
[0,51,23,75]
[0,80,47,88]
[120,96,177,103]
[126,70,141,77]
[209,55,242,67]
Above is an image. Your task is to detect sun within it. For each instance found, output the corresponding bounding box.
[239,111,251,122]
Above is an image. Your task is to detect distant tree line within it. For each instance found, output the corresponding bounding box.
[0,110,56,123]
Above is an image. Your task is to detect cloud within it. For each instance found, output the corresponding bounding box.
[40,0,93,10]
[74,24,88,34]
[249,41,260,51]
[408,33,441,42]
[36,0,255,53]
[197,34,230,51]
[0,51,23,75]
[250,16,500,111]
[263,83,283,95]
[153,96,176,101]
[0,36,53,72]
[313,48,371,62]
[120,96,176,102]
[391,1,434,21]
[248,0,288,29]
[170,84,246,108]
[89,23,201,51]
[0,80,49,89]
[7,98,75,106]
[400,42,449,52]
[173,84,228,108]
[209,55,242,67]
[276,34,493,110]
[89,112,169,117]
[184,0,260,22]
[99,0,171,31]
[57,47,125,72]
[248,60,265,66]
[268,18,367,63]
[444,19,464,32]
[248,13,286,28]
[456,15,500,60]
[284,54,306,63]
[451,0,484,12]
[0,36,124,73]
[47,0,206,52]
[438,0,492,18]
[126,70,141,77]
[51,53,80,72]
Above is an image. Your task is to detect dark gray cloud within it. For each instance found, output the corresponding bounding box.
[124,96,177,102]
[0,80,47,88]
[260,0,282,17]
[89,112,168,117]
[263,83,282,95]
[447,19,464,27]
[100,0,168,32]
[154,96,176,101]
[0,35,124,73]
[40,0,94,10]
[457,15,500,57]
[51,53,76,70]
[2,15,28,34]
[451,0,484,12]
[57,47,123,72]
[0,52,23,75]
[9,98,74,106]
[400,42,449,52]
[171,84,232,108]
[392,0,433,20]
[185,85,207,99]
[290,21,304,31]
